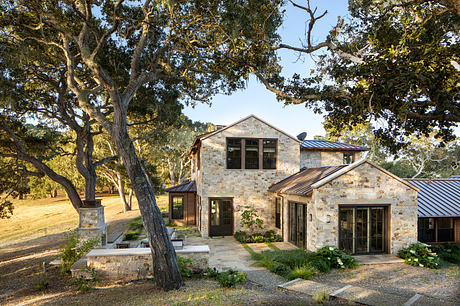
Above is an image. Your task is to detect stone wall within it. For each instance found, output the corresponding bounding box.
[78,206,107,246]
[82,246,209,281]
[198,116,300,237]
[300,151,366,168]
[300,151,321,168]
[308,162,418,254]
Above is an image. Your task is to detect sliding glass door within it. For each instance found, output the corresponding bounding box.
[339,206,387,254]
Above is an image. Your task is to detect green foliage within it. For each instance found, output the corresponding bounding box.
[123,232,141,241]
[234,230,282,243]
[35,279,49,292]
[123,216,144,240]
[177,256,193,280]
[76,267,100,293]
[60,232,99,274]
[252,247,356,280]
[240,206,264,232]
[216,270,247,288]
[398,242,441,269]
[312,289,329,304]
[431,244,460,265]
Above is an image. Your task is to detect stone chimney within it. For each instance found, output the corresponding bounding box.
[78,200,107,246]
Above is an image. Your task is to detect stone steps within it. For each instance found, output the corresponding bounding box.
[278,278,452,306]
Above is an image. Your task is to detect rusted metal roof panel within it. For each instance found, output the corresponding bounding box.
[300,140,370,151]
[165,180,197,193]
[404,178,460,218]
[268,165,348,196]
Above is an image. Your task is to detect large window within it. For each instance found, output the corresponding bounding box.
[245,139,259,169]
[227,139,241,169]
[418,218,454,243]
[418,218,435,242]
[226,138,277,170]
[275,197,281,229]
[171,196,184,219]
[263,140,277,169]
[343,153,354,164]
[438,218,454,242]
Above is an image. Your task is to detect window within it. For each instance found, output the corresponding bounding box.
[418,218,435,242]
[226,138,277,170]
[275,197,281,229]
[343,153,354,164]
[263,140,277,169]
[171,196,184,219]
[245,139,259,169]
[438,218,454,242]
[227,139,241,169]
[197,151,200,170]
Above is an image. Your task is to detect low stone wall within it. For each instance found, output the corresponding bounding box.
[83,246,210,281]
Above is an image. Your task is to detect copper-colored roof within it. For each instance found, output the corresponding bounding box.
[404,178,460,218]
[300,140,369,151]
[268,165,348,196]
[165,181,196,193]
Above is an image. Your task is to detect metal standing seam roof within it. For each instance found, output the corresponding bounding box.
[300,140,370,151]
[404,178,460,218]
[268,165,348,196]
[165,180,197,193]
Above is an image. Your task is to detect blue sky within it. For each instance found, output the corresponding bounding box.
[183,0,349,138]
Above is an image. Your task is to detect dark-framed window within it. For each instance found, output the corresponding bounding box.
[226,138,277,170]
[418,218,435,242]
[343,153,354,164]
[227,138,242,169]
[263,139,277,169]
[171,195,184,219]
[438,218,454,242]
[245,139,259,169]
[275,197,281,229]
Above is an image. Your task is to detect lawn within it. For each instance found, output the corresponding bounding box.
[0,193,169,247]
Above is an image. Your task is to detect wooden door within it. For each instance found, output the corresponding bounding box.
[209,198,233,236]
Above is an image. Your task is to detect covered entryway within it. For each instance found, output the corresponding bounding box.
[339,206,388,254]
[209,198,233,236]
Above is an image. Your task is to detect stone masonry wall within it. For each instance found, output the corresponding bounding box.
[199,116,300,237]
[309,162,418,254]
[300,151,321,168]
[300,151,366,169]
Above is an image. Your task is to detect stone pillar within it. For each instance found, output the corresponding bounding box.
[78,200,107,246]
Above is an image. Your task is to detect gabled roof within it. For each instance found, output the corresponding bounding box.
[269,159,418,196]
[268,165,348,196]
[165,181,196,193]
[300,140,370,151]
[199,115,300,143]
[404,178,460,218]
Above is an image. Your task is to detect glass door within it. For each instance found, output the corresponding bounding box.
[209,198,233,236]
[289,202,307,248]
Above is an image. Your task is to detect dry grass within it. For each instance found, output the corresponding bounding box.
[0,193,169,247]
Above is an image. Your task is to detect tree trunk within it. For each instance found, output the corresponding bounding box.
[128,189,133,210]
[116,174,130,212]
[111,121,183,290]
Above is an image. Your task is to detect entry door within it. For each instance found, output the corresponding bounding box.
[339,206,387,254]
[289,202,307,248]
[209,198,233,236]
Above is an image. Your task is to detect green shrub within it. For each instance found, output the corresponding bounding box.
[177,256,193,280]
[398,242,441,269]
[234,230,282,243]
[312,289,329,304]
[288,266,317,280]
[240,206,264,232]
[76,267,100,293]
[35,279,49,291]
[431,244,460,265]
[270,263,291,278]
[123,231,141,241]
[60,232,99,274]
[216,269,247,287]
[315,246,357,270]
[203,267,219,279]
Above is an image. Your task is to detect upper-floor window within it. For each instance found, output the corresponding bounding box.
[226,138,277,169]
[343,153,354,164]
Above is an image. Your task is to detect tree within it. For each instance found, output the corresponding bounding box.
[256,0,459,152]
[1,0,282,290]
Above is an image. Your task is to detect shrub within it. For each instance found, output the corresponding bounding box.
[312,289,329,304]
[398,242,441,269]
[234,230,282,243]
[216,269,247,287]
[431,244,460,265]
[270,263,291,278]
[35,279,49,292]
[76,267,100,293]
[240,206,264,232]
[177,256,193,280]
[123,231,141,241]
[288,266,317,280]
[60,232,99,274]
[203,267,219,279]
[315,246,357,270]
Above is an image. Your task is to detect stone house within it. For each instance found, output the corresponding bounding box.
[167,115,419,254]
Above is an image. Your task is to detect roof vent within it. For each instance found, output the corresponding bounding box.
[216,125,227,131]
[297,132,307,141]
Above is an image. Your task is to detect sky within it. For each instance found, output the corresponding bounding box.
[183,0,350,139]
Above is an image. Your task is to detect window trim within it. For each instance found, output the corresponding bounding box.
[226,137,277,170]
[171,195,184,220]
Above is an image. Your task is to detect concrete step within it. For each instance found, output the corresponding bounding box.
[278,278,342,296]
[334,284,411,305]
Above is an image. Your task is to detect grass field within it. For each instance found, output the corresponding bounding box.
[0,193,168,247]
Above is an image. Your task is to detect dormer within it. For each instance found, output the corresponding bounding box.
[300,140,370,168]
